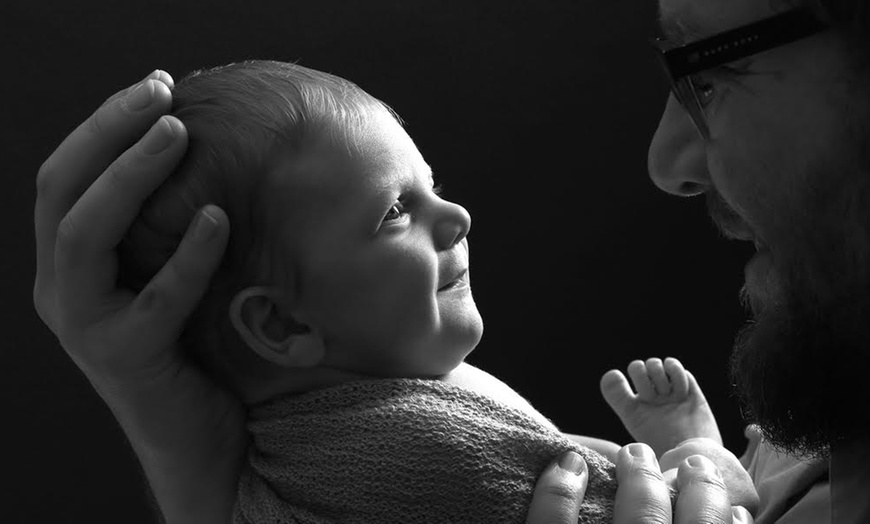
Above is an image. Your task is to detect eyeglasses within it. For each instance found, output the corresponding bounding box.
[650,9,827,140]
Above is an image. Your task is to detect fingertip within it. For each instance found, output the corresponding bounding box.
[627,360,655,398]
[673,454,733,524]
[600,370,635,410]
[557,451,588,478]
[147,69,175,88]
[615,443,661,479]
[626,360,647,381]
[732,505,754,524]
[200,203,228,223]
[162,114,187,139]
[151,78,173,103]
[645,358,665,378]
[627,359,645,372]
[614,443,671,524]
[677,454,725,489]
[685,369,702,392]
[599,369,623,389]
[188,205,228,245]
[626,442,657,462]
[526,452,587,524]
[663,356,682,372]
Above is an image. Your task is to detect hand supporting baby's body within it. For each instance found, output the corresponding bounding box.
[600,357,760,515]
[455,360,759,515]
[659,437,759,514]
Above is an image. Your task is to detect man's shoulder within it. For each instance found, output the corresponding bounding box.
[746,433,870,524]
[830,437,870,524]
[745,429,830,524]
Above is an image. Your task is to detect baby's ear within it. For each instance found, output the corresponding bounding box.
[229,286,325,368]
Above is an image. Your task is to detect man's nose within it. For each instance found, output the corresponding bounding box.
[647,94,711,197]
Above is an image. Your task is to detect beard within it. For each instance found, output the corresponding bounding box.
[720,163,870,459]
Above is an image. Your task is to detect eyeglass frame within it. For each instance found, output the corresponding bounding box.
[650,9,827,140]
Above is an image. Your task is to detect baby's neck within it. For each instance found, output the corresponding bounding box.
[239,366,374,405]
[240,362,555,431]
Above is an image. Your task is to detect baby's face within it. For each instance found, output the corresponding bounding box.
[272,109,482,378]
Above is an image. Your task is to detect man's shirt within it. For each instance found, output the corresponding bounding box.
[742,425,870,523]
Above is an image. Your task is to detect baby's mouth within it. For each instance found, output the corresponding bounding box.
[438,269,468,291]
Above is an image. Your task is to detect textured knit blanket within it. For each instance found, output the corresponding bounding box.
[233,378,616,523]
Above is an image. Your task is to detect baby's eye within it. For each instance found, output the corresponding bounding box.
[383,202,406,222]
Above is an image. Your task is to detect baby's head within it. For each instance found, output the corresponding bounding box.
[119,60,482,402]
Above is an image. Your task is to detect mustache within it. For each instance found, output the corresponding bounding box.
[706,189,753,241]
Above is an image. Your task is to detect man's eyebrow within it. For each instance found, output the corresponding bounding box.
[659,12,707,46]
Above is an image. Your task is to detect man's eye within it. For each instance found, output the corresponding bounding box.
[383,203,405,222]
[691,65,743,108]
[691,76,716,107]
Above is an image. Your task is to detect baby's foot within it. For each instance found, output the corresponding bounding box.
[600,357,722,456]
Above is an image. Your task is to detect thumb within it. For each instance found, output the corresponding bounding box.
[526,451,589,524]
[132,205,229,333]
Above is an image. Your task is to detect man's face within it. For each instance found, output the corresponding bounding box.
[272,109,483,379]
[648,0,870,455]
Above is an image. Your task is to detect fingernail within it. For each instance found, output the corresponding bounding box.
[628,443,654,460]
[558,451,587,476]
[127,80,154,111]
[686,455,704,468]
[732,506,751,523]
[192,209,219,242]
[141,117,174,155]
[686,455,722,478]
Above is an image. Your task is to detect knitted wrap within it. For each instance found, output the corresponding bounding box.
[233,378,616,523]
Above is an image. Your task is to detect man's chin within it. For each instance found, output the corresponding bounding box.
[730,285,870,460]
[730,318,832,460]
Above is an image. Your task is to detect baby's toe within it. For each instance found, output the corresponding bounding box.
[600,369,637,415]
[627,360,657,401]
[645,358,672,398]
[664,357,689,398]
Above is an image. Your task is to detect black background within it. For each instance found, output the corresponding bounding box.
[3,1,756,522]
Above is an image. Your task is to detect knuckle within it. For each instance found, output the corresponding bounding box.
[101,87,127,108]
[55,214,84,265]
[86,106,108,137]
[168,243,210,286]
[635,466,665,483]
[32,283,52,326]
[692,473,728,490]
[617,501,671,524]
[637,509,670,524]
[618,503,670,524]
[136,283,168,314]
[102,155,129,193]
[35,156,56,197]
[540,480,579,502]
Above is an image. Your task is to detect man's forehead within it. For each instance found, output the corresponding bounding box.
[657,0,781,44]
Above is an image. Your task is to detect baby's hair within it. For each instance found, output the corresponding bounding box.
[118,60,398,393]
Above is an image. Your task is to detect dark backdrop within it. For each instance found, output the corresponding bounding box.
[3,1,755,522]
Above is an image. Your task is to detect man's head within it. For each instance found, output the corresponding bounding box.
[647,0,870,457]
[119,61,482,402]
